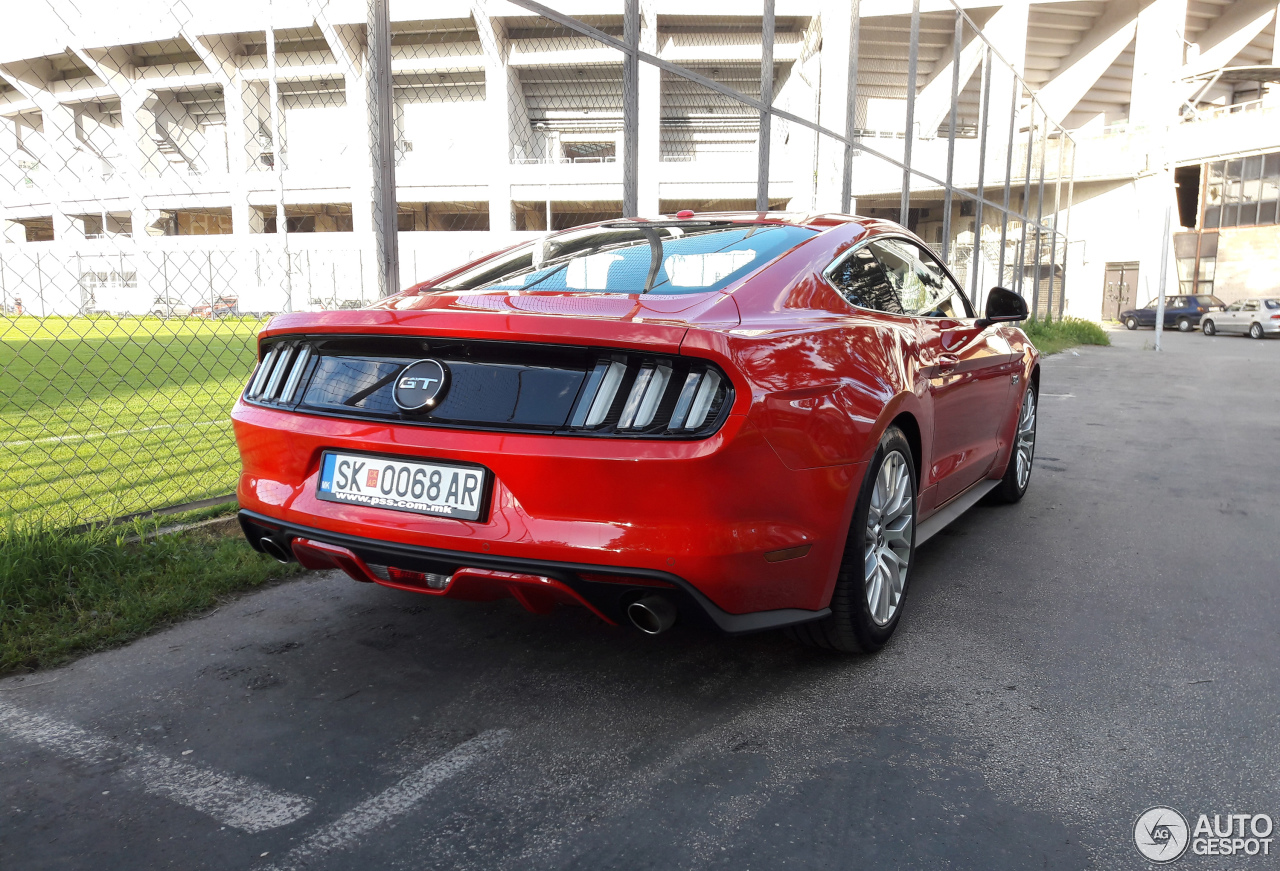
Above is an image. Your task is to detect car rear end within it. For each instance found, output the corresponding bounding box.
[1261,298,1280,335]
[232,219,853,633]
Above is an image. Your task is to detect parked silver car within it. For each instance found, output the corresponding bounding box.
[150,296,193,318]
[1201,298,1280,339]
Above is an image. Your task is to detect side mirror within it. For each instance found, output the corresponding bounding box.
[976,286,1028,328]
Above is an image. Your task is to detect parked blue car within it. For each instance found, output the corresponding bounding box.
[1121,294,1225,332]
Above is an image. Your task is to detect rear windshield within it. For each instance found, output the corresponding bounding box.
[1265,299,1280,310]
[438,223,816,295]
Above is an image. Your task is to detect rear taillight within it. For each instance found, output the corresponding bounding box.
[567,354,732,437]
[244,341,313,405]
[1271,314,1280,320]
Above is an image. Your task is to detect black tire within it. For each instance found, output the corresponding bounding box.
[990,382,1037,504]
[1250,323,1264,340]
[1124,317,1138,330]
[787,426,916,654]
[1201,319,1216,336]
[1177,317,1191,332]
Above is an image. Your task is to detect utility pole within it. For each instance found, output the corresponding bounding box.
[1153,198,1171,351]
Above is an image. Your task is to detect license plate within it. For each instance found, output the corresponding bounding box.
[316,452,487,521]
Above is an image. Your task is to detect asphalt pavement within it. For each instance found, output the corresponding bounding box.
[2,324,1278,870]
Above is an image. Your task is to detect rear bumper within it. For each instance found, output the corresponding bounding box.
[232,401,864,616]
[239,510,829,634]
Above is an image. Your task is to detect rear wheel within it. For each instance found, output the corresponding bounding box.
[1202,319,1216,336]
[990,384,1037,503]
[1250,322,1264,340]
[1125,317,1138,330]
[1177,317,1191,332]
[787,427,916,654]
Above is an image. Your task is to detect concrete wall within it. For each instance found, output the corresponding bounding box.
[1213,224,1280,303]
[1062,176,1183,322]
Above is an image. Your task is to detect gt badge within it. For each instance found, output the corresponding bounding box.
[392,359,450,412]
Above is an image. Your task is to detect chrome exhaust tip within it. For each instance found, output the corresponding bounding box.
[626,595,678,635]
[259,536,294,564]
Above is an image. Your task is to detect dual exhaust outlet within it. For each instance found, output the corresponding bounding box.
[257,533,679,635]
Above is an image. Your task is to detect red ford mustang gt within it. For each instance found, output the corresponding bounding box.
[233,213,1038,652]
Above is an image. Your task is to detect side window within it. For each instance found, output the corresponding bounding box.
[1225,301,1243,311]
[870,238,971,318]
[827,246,904,314]
[1243,300,1260,312]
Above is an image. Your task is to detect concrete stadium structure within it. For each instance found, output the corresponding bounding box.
[1,0,1277,319]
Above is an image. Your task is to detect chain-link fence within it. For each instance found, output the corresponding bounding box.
[1,0,1073,531]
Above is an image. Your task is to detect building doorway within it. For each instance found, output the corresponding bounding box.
[1102,262,1139,321]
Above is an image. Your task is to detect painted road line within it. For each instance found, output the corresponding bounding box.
[265,729,511,871]
[0,699,313,833]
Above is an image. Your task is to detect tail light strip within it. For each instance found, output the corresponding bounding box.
[244,339,732,438]
[245,341,314,405]
[569,355,729,435]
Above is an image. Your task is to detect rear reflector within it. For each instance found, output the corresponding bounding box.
[764,544,812,563]
[366,563,451,590]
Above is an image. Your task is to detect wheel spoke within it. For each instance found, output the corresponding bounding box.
[862,449,915,626]
[885,555,902,599]
[876,560,891,621]
[885,516,912,547]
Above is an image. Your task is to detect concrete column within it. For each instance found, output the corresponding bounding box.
[350,63,374,236]
[223,77,251,235]
[637,0,661,217]
[1130,0,1187,128]
[472,3,515,231]
[814,0,853,212]
[40,102,82,241]
[1265,0,1280,105]
[123,90,164,179]
[980,1,1028,182]
[1034,2,1139,125]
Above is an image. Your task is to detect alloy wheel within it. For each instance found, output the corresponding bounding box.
[1015,388,1037,491]
[1250,323,1263,339]
[864,450,913,626]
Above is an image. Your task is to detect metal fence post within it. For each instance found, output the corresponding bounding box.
[900,0,920,225]
[997,74,1018,287]
[941,8,961,264]
[1154,201,1171,350]
[841,0,861,214]
[969,47,991,302]
[267,24,292,310]
[1059,135,1076,319]
[1030,115,1047,319]
[757,0,775,212]
[1015,103,1035,298]
[623,0,639,217]
[369,0,400,296]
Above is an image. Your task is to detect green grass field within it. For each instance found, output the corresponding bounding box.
[0,316,267,529]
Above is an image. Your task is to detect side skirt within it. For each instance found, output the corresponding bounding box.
[915,479,1000,546]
